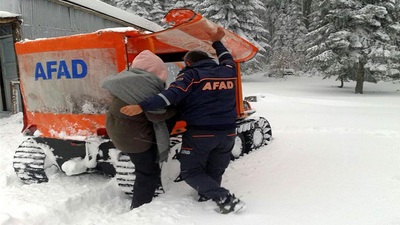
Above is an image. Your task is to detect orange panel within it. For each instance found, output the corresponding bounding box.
[235,63,245,118]
[15,32,128,138]
[25,112,106,138]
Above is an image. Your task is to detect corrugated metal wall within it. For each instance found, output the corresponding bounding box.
[0,0,126,39]
[0,0,21,15]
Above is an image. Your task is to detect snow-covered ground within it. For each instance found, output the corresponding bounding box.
[1,75,400,225]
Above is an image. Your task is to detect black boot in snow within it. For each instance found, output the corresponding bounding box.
[130,199,143,210]
[154,177,165,197]
[130,202,140,210]
[130,195,149,210]
[198,193,211,202]
[216,194,245,214]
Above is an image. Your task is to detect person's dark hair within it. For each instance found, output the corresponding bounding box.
[184,50,211,64]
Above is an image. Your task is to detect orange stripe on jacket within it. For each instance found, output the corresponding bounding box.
[194,77,237,84]
[169,79,194,92]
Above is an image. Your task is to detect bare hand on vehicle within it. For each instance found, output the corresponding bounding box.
[209,26,226,43]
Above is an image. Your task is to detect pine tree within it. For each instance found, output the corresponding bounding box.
[113,0,166,26]
[163,0,176,12]
[267,0,308,76]
[306,0,400,93]
[270,1,306,52]
[196,0,270,74]
[115,0,147,18]
[150,1,166,25]
[302,0,314,29]
[166,0,197,11]
[101,0,117,6]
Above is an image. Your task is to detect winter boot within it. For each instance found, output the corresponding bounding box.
[154,177,165,197]
[216,194,245,214]
[198,193,211,202]
[130,201,142,210]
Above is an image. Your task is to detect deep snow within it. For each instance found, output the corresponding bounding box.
[1,75,400,225]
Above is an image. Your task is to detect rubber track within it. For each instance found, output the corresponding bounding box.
[115,154,136,196]
[12,138,48,184]
[115,153,166,197]
[170,135,182,160]
[236,117,272,152]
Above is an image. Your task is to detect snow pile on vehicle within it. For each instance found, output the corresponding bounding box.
[61,138,107,176]
[0,11,19,18]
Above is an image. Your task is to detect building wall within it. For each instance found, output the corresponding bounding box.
[0,0,127,40]
[0,25,19,112]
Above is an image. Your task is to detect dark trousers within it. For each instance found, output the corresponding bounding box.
[127,146,160,208]
[179,128,236,201]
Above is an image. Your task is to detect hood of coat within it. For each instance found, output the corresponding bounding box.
[131,50,167,82]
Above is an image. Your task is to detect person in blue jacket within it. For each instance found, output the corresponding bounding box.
[120,27,245,214]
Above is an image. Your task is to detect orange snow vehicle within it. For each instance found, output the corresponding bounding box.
[12,9,272,194]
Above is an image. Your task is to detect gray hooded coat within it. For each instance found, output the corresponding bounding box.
[101,68,175,162]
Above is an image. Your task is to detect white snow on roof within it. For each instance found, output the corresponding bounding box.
[98,27,138,33]
[0,11,20,18]
[60,0,163,32]
[97,27,152,35]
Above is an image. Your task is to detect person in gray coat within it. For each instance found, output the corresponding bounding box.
[102,50,176,209]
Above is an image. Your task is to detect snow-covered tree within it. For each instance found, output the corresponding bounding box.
[112,0,165,26]
[101,0,117,6]
[196,0,270,74]
[115,0,147,18]
[302,0,320,29]
[164,0,197,11]
[270,1,307,52]
[150,1,166,25]
[302,0,314,28]
[266,0,308,76]
[306,0,400,93]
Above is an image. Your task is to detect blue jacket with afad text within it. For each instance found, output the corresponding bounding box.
[139,41,237,129]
